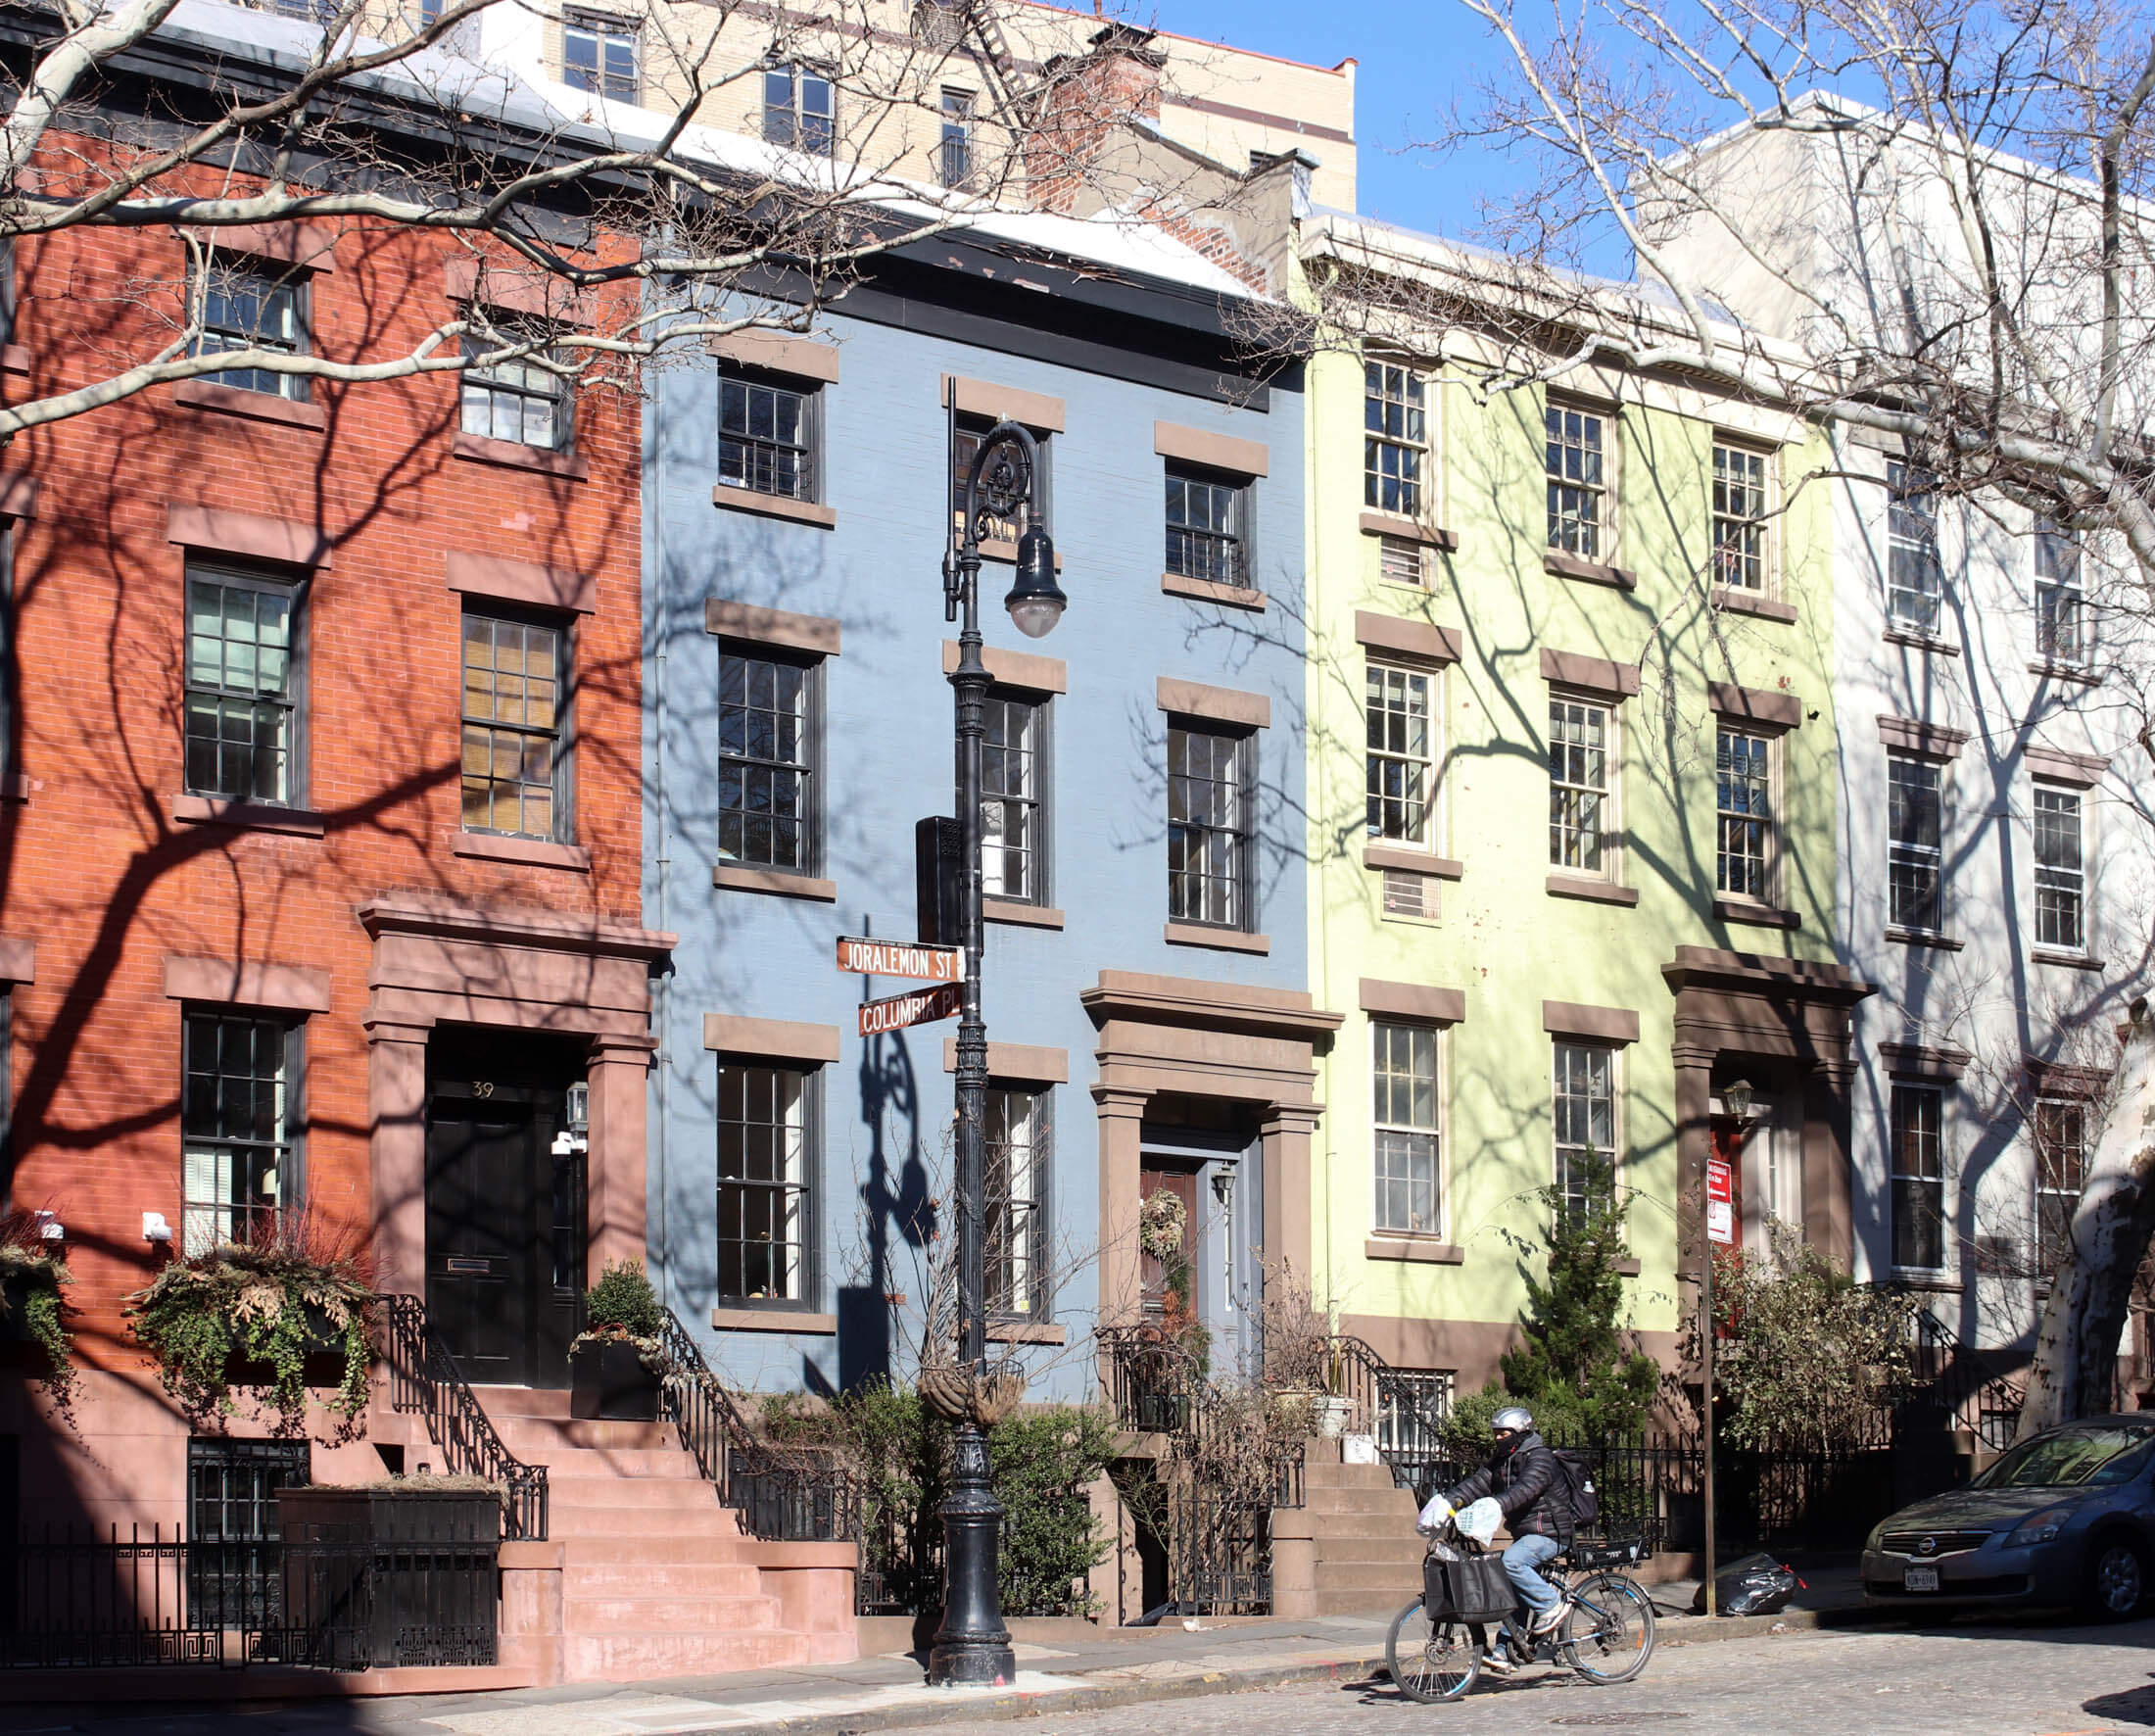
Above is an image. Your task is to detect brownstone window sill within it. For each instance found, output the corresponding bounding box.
[453,832,591,871]
[173,378,327,430]
[710,1307,838,1334]
[1365,1237,1464,1265]
[986,1321,1068,1344]
[453,429,590,480]
[984,899,1064,929]
[711,484,838,529]
[1363,843,1464,879]
[2032,948,2104,972]
[713,863,837,901]
[1358,510,1459,552]
[1614,1258,1642,1278]
[1,344,26,376]
[171,793,326,837]
[1547,874,1639,907]
[1884,626,1961,656]
[1164,921,1270,954]
[1161,571,1268,611]
[2028,659,2101,688]
[1711,586,1797,623]
[1544,550,1637,591]
[1886,927,1965,951]
[1713,897,1801,929]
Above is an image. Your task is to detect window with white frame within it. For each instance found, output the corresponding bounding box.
[1549,697,1612,875]
[1715,726,1774,901]
[984,1085,1048,1317]
[982,690,1046,903]
[1372,1020,1440,1235]
[2034,784,2085,953]
[181,1010,298,1256]
[1553,1040,1617,1222]
[764,63,835,156]
[716,1060,813,1303]
[1546,401,1607,559]
[2035,518,2087,666]
[461,609,570,840]
[2034,1095,2085,1279]
[1886,460,1944,634]
[563,11,638,103]
[1364,362,1426,518]
[1712,441,1770,590]
[1366,662,1435,847]
[1887,753,1944,934]
[461,322,570,452]
[190,260,309,400]
[1890,1083,1945,1272]
[1167,724,1253,929]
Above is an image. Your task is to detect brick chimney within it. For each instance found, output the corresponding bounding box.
[1024,24,1167,214]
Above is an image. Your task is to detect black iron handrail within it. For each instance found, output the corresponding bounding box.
[1318,1332,1451,1447]
[381,1294,549,1541]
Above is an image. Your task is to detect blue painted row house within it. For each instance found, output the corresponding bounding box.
[642,206,1341,1404]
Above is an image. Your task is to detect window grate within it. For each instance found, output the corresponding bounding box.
[1378,536,1424,587]
[1381,868,1432,919]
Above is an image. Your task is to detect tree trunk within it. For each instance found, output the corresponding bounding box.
[2017,1000,2155,1440]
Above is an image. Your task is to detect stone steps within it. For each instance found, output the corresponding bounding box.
[561,1627,813,1682]
[549,1474,721,1510]
[562,1592,784,1634]
[564,1559,764,1597]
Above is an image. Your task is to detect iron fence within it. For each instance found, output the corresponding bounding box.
[1171,1491,1272,1615]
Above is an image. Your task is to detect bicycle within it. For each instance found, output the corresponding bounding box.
[1387,1534,1657,1703]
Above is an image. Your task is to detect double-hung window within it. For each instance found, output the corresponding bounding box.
[716,1060,814,1304]
[2034,1096,2085,1279]
[982,690,1046,903]
[1715,727,1774,901]
[984,1086,1049,1318]
[1887,754,1944,934]
[461,322,570,452]
[2034,784,2085,953]
[1548,697,1612,875]
[1886,460,1944,634]
[461,609,570,840]
[1372,1020,1439,1235]
[191,261,309,401]
[719,369,818,502]
[1553,1040,1617,1222]
[1890,1084,1945,1272]
[1366,662,1435,847]
[1164,464,1248,588]
[2035,518,2087,666]
[1365,363,1426,518]
[563,11,638,102]
[1167,724,1253,929]
[937,87,974,188]
[1712,441,1770,591]
[1546,402,1607,559]
[764,64,835,155]
[181,1010,299,1257]
[185,564,303,806]
[719,648,820,874]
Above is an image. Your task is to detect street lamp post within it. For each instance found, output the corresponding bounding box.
[928,419,1067,1689]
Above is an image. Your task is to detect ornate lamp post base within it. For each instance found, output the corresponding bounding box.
[927,1423,1016,1686]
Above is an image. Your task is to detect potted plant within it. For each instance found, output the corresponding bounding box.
[127,1211,375,1434]
[570,1259,666,1421]
[0,1206,77,1416]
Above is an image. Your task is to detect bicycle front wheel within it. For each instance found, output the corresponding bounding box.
[1561,1572,1656,1684]
[1387,1596,1481,1703]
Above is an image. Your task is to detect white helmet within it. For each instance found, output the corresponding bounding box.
[1492,1405,1535,1434]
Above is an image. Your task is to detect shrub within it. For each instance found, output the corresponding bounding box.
[583,1259,663,1337]
[0,1206,76,1416]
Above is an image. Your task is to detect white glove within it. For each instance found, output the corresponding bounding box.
[1459,1497,1504,1547]
[1415,1493,1454,1536]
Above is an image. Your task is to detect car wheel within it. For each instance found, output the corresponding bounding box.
[2082,1535,2148,1620]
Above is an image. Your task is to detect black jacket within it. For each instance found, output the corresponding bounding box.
[1444,1430,1573,1541]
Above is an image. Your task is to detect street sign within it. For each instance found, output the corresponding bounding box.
[836,935,962,983]
[1705,1157,1733,1203]
[1706,1199,1735,1246]
[858,982,964,1037]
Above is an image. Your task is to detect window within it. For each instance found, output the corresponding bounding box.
[181,1011,297,1257]
[2035,518,2087,665]
[1366,662,1435,847]
[1364,363,1425,518]
[716,1062,813,1303]
[563,11,638,103]
[1372,1020,1439,1234]
[1376,1369,1453,1467]
[1712,441,1770,590]
[2035,1096,2085,1278]
[985,1086,1048,1317]
[719,370,817,502]
[461,610,568,840]
[1715,727,1773,900]
[1890,1083,1945,1272]
[952,412,1049,547]
[764,63,835,156]
[982,691,1045,902]
[1553,1040,1617,1221]
[938,87,974,188]
[190,261,308,400]
[461,324,570,451]
[1167,724,1252,928]
[719,649,819,872]
[1164,464,1248,588]
[185,565,302,805]
[1886,460,1944,634]
[1546,402,1607,558]
[1887,754,1943,933]
[1548,698,1611,875]
[188,1437,308,1627]
[2034,784,2085,952]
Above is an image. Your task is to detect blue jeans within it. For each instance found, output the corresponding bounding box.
[1502,1533,1564,1618]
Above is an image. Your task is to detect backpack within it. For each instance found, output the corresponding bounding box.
[1552,1449,1601,1530]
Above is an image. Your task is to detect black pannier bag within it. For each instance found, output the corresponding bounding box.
[1423,1548,1515,1621]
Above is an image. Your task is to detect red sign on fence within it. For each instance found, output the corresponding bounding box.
[1705,1156,1736,1245]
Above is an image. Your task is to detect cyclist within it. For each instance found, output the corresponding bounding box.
[1436,1405,1573,1673]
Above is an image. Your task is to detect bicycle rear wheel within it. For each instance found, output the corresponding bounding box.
[1387,1596,1482,1703]
[1561,1572,1656,1684]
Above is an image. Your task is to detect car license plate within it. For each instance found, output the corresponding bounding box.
[1903,1566,1940,1592]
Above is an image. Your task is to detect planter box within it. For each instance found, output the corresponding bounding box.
[0,1268,44,1344]
[275,1487,501,1669]
[570,1337,660,1422]
[226,1301,356,1390]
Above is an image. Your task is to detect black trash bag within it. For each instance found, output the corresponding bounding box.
[1690,1553,1802,1616]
